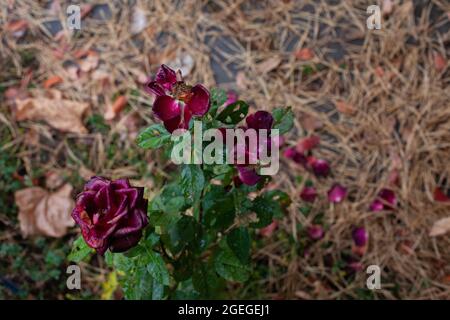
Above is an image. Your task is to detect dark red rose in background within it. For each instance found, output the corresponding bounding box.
[145,64,210,133]
[72,177,148,255]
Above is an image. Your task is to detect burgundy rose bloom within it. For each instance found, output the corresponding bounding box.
[72,177,148,255]
[300,186,317,202]
[232,111,274,186]
[352,227,368,247]
[145,64,210,133]
[327,183,347,203]
[369,188,396,211]
[307,225,324,240]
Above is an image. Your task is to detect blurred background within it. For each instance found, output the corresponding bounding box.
[0,0,449,299]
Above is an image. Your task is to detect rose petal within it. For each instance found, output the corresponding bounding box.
[246,111,273,130]
[308,157,330,177]
[300,186,317,202]
[352,227,368,247]
[434,187,450,202]
[163,107,192,133]
[145,81,166,96]
[296,135,320,153]
[327,184,347,203]
[186,84,210,116]
[370,188,397,211]
[307,225,324,240]
[225,90,238,106]
[155,64,177,91]
[152,95,181,121]
[237,166,260,186]
[259,220,278,237]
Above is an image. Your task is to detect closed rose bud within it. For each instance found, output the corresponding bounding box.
[327,183,347,203]
[352,227,368,247]
[307,225,324,240]
[71,177,148,255]
[300,186,317,202]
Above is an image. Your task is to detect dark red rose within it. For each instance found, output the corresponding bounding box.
[145,64,210,133]
[72,177,148,255]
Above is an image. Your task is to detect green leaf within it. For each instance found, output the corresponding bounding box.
[137,124,171,149]
[214,246,251,283]
[181,164,205,205]
[272,107,294,135]
[145,250,170,286]
[192,261,223,298]
[251,193,279,228]
[209,88,227,116]
[202,185,235,229]
[227,228,251,264]
[68,236,94,263]
[216,100,249,125]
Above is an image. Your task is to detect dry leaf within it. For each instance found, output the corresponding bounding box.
[15,94,89,134]
[429,217,450,237]
[236,71,249,90]
[257,56,282,73]
[167,51,195,77]
[130,6,148,35]
[105,95,128,120]
[43,75,63,89]
[382,0,393,15]
[79,52,99,72]
[433,52,447,72]
[300,113,323,131]
[6,19,28,38]
[335,100,356,115]
[295,48,314,61]
[45,170,65,189]
[15,184,75,238]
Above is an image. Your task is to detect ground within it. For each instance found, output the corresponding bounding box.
[0,0,449,299]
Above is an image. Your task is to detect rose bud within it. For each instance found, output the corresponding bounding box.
[72,177,148,255]
[352,227,368,247]
[300,186,317,202]
[327,183,347,203]
[307,224,324,240]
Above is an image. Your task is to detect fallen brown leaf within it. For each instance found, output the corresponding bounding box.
[299,113,323,131]
[382,0,394,15]
[295,48,314,61]
[433,52,447,72]
[43,75,63,89]
[257,56,282,74]
[79,51,99,72]
[105,95,128,120]
[6,19,28,38]
[15,93,89,134]
[15,184,75,238]
[429,217,450,237]
[335,100,356,115]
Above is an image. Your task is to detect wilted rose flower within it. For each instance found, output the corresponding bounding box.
[145,64,210,133]
[327,183,347,203]
[300,186,317,202]
[369,188,396,211]
[233,111,274,186]
[352,227,368,247]
[307,224,324,240]
[72,177,148,255]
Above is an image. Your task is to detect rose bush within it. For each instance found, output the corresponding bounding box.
[69,64,294,299]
